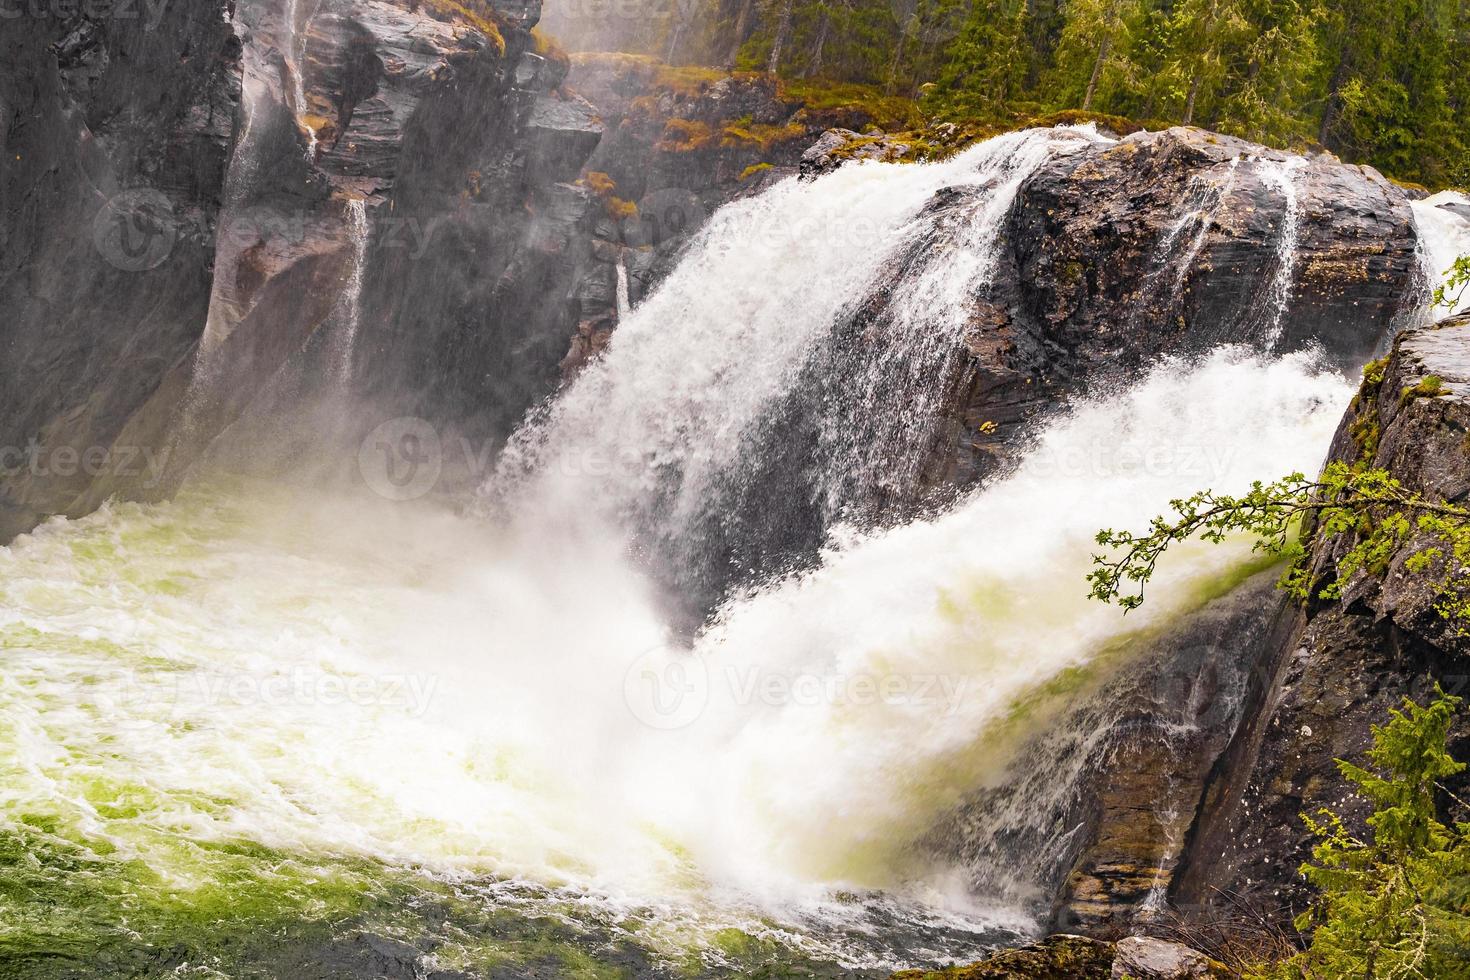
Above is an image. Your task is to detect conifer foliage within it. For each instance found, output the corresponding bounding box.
[552,0,1469,187]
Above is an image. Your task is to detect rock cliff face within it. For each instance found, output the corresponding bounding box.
[1,0,689,532]
[0,1,240,540]
[1174,315,1470,921]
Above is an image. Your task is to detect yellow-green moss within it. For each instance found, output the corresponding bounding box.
[779,79,924,131]
[581,171,638,220]
[1400,374,1446,407]
[1024,108,1161,135]
[657,117,714,152]
[422,0,506,56]
[739,162,773,181]
[720,120,806,151]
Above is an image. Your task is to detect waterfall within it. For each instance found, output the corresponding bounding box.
[1260,157,1306,346]
[284,0,319,160]
[327,198,370,384]
[1413,191,1470,321]
[490,128,1110,604]
[1163,157,1241,293]
[615,251,632,319]
[0,125,1409,969]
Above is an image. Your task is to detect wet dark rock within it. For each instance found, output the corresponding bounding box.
[1174,316,1470,923]
[0,0,614,532]
[1111,936,1229,979]
[924,127,1420,491]
[0,0,240,540]
[890,934,1224,979]
[524,93,604,184]
[891,934,1115,978]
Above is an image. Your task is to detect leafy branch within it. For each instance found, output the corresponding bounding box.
[1433,256,1470,316]
[1088,461,1470,626]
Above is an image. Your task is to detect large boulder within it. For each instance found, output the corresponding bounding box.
[1111,936,1229,979]
[888,934,1225,979]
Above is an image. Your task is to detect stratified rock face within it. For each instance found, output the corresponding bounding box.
[0,2,240,540]
[1013,129,1416,366]
[0,0,619,532]
[1174,316,1470,921]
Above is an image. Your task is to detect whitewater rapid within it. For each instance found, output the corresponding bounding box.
[0,352,1351,967]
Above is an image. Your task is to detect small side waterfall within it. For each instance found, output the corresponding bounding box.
[327,198,370,384]
[615,251,632,319]
[1260,157,1306,346]
[284,0,320,160]
[1158,157,1242,290]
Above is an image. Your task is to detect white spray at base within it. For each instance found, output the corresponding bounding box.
[0,350,1351,960]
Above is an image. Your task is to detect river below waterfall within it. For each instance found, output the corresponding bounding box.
[1,348,1350,978]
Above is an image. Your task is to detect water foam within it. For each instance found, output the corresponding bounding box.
[0,349,1351,965]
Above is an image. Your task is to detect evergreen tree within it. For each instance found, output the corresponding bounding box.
[1254,690,1470,979]
[1048,0,1146,113]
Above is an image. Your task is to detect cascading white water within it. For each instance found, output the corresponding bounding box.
[1158,157,1241,289]
[615,251,632,319]
[326,198,370,383]
[0,129,1365,970]
[1260,157,1306,346]
[491,128,1110,595]
[1413,191,1470,320]
[284,0,320,160]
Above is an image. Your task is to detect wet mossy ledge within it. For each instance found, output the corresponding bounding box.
[889,934,1228,979]
[568,54,1170,173]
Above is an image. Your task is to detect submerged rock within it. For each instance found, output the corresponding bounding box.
[891,935,1116,979]
[889,934,1225,979]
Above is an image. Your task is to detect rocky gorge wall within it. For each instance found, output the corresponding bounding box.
[0,1,1425,547]
[1174,315,1470,923]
